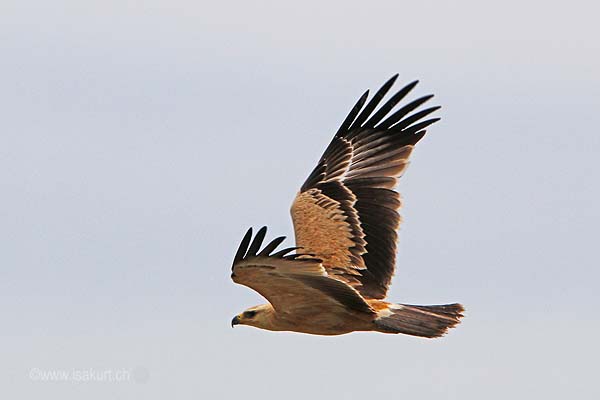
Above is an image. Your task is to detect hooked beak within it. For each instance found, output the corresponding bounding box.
[231,315,241,327]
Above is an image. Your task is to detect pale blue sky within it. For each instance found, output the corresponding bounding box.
[1,1,599,398]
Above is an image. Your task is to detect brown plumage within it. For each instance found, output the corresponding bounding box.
[231,75,464,337]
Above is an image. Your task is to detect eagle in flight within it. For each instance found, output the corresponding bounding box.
[231,75,464,338]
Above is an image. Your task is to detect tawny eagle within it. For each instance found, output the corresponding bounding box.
[231,75,464,337]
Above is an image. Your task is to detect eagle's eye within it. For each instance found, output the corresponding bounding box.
[243,310,257,318]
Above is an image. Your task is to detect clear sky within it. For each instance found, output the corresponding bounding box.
[1,1,599,398]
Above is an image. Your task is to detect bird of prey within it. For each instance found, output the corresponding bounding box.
[230,75,464,337]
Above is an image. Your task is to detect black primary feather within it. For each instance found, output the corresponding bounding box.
[246,226,267,257]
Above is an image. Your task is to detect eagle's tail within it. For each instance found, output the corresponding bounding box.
[374,303,464,338]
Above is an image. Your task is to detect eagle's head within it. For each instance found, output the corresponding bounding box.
[231,304,275,329]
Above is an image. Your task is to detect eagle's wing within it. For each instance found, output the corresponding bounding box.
[291,75,440,299]
[231,227,374,315]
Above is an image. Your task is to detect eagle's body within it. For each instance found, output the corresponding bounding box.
[230,75,464,338]
[233,303,375,336]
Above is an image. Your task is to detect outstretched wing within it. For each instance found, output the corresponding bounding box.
[231,227,373,315]
[291,75,440,299]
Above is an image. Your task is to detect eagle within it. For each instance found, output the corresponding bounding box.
[230,75,464,338]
